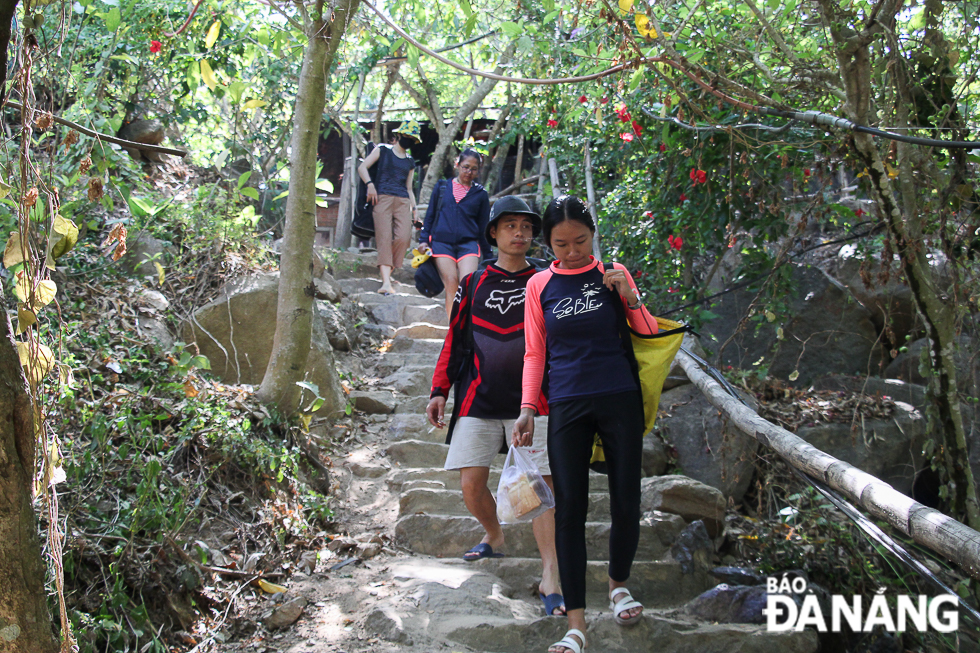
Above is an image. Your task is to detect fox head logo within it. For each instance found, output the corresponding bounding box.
[485,287,526,315]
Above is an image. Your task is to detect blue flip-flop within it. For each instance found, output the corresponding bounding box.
[540,592,566,616]
[462,543,504,561]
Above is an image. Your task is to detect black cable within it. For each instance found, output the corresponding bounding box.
[657,221,884,317]
[791,467,980,630]
[759,107,980,150]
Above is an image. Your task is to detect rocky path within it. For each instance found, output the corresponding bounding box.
[275,254,818,653]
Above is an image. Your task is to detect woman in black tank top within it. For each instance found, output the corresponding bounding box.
[357,121,420,295]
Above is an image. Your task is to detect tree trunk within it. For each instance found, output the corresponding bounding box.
[418,42,516,204]
[257,0,358,414]
[818,0,980,529]
[335,133,353,250]
[0,294,58,653]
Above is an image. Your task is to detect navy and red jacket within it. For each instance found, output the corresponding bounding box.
[430,262,548,428]
[420,178,492,255]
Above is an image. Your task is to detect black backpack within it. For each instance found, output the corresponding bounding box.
[351,143,387,240]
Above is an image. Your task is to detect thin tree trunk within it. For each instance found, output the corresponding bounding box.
[513,134,525,186]
[817,0,980,530]
[484,118,512,194]
[0,299,57,653]
[534,152,547,212]
[584,141,601,258]
[257,0,358,414]
[548,157,561,197]
[418,42,517,204]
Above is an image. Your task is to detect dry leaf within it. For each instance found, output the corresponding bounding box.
[257,579,287,594]
[200,60,218,91]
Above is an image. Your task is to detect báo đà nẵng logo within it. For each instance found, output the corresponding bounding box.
[765,576,959,633]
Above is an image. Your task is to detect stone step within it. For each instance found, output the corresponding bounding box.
[374,353,438,377]
[388,336,445,355]
[386,436,667,477]
[387,414,448,443]
[394,395,438,414]
[394,321,449,340]
[403,304,449,326]
[395,513,684,560]
[433,557,715,610]
[388,468,612,493]
[447,612,818,653]
[399,487,613,519]
[337,277,414,295]
[328,252,417,284]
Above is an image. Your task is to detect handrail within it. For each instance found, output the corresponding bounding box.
[675,347,980,581]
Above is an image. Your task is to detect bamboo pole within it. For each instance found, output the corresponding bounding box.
[584,140,601,259]
[491,174,541,198]
[335,135,353,249]
[675,349,980,581]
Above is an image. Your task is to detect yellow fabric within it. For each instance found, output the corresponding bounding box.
[410,248,431,269]
[590,316,686,468]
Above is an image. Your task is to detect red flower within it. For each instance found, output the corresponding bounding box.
[150,40,162,53]
[601,97,609,105]
[579,95,588,104]
[855,208,865,217]
[635,270,645,278]
[689,168,707,185]
[667,287,677,293]
[643,211,654,219]
[547,119,558,128]
[672,236,684,250]
[616,104,631,122]
[620,132,634,142]
[679,193,687,202]
[659,143,666,152]
[804,168,811,177]
[632,120,643,137]
[551,108,557,113]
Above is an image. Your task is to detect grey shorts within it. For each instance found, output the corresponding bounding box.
[444,416,551,475]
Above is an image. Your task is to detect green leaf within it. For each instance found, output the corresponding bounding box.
[272,190,289,201]
[542,0,555,10]
[237,171,252,190]
[501,21,521,38]
[543,10,560,23]
[128,196,155,217]
[686,48,704,63]
[406,44,419,68]
[460,0,472,17]
[463,14,478,37]
[228,81,246,104]
[629,65,646,91]
[190,355,211,370]
[315,178,334,193]
[296,381,320,396]
[241,187,259,201]
[104,7,120,30]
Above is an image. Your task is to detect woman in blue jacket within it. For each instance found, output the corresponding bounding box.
[419,149,492,319]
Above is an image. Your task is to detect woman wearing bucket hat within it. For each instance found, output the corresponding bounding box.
[358,120,421,295]
[419,148,492,320]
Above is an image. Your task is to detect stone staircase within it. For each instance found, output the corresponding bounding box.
[328,253,818,653]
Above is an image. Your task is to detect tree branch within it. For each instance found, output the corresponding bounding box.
[5,101,188,157]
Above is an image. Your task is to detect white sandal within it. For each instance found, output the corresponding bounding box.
[609,587,643,626]
[548,628,586,652]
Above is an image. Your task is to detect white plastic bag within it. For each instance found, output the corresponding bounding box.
[496,445,555,524]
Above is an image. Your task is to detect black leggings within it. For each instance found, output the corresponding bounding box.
[547,389,644,611]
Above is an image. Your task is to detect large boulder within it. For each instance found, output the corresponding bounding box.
[885,334,977,394]
[180,272,345,416]
[120,233,169,276]
[657,385,759,502]
[830,251,916,345]
[641,475,726,536]
[118,118,166,162]
[699,264,882,384]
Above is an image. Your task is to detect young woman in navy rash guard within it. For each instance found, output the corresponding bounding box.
[419,149,492,320]
[511,195,658,653]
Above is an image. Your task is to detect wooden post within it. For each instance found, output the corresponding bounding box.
[335,133,353,249]
[584,140,601,259]
[548,157,561,198]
